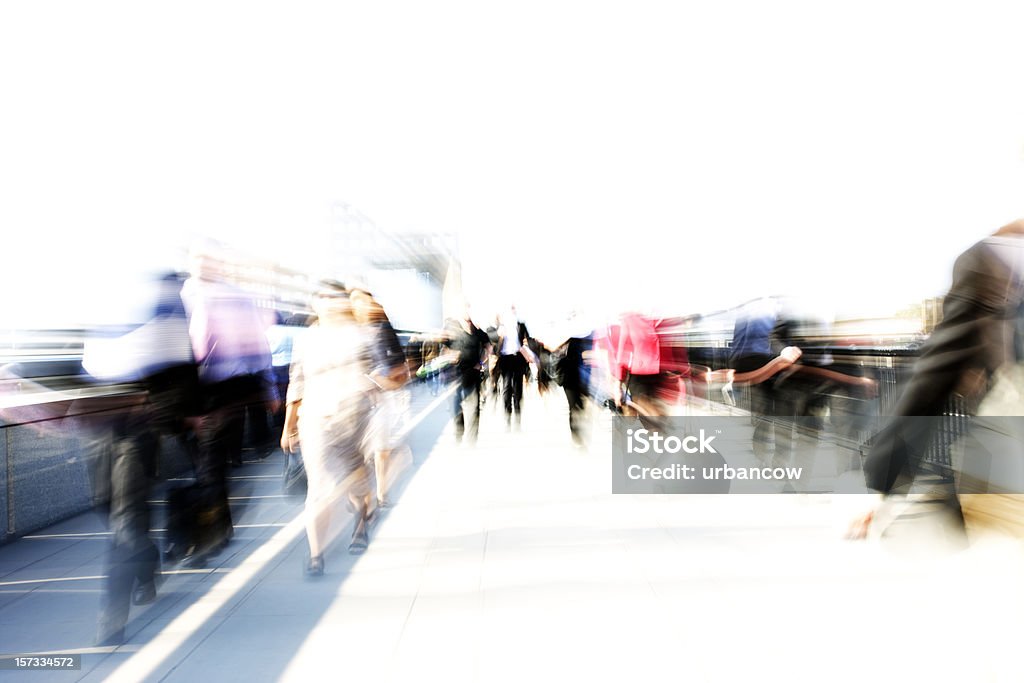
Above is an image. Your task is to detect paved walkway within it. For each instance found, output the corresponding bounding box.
[1,384,1023,681]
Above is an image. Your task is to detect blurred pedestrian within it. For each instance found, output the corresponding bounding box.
[281,283,376,575]
[350,288,410,507]
[497,306,530,429]
[180,247,278,566]
[443,306,491,444]
[558,332,594,446]
[82,272,199,646]
[854,221,1024,542]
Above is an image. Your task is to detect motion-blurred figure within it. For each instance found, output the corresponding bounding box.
[82,272,198,646]
[266,312,306,434]
[443,306,491,444]
[730,299,783,455]
[497,306,530,429]
[281,284,376,574]
[350,288,410,507]
[556,313,595,446]
[241,308,280,461]
[179,247,278,566]
[608,312,662,417]
[415,332,445,396]
[485,317,501,405]
[856,221,1024,542]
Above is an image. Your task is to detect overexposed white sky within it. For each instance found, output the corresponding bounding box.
[3,1,1024,328]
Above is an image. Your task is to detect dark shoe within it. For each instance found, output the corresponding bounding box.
[305,555,324,577]
[348,527,369,554]
[132,580,157,606]
[162,544,183,564]
[180,550,208,569]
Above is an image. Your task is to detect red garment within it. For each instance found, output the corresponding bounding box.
[616,313,660,376]
[595,323,624,382]
[653,318,690,404]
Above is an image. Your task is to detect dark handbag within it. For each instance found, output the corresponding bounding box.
[283,449,307,497]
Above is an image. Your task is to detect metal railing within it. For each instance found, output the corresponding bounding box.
[694,345,968,477]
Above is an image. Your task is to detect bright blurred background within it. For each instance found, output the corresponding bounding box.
[3,1,1024,330]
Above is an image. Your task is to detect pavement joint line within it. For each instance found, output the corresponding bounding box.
[1,645,142,657]
[0,574,107,587]
[168,475,283,482]
[23,532,112,539]
[103,382,456,683]
[20,525,287,542]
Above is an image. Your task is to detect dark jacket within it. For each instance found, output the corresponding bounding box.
[864,233,1024,493]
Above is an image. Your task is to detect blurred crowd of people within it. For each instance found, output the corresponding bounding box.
[5,220,1024,647]
[428,220,1024,563]
[55,244,417,644]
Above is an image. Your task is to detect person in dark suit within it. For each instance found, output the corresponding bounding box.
[852,221,1024,540]
[444,308,491,444]
[497,307,530,429]
[485,318,501,404]
[82,272,199,646]
[558,332,594,446]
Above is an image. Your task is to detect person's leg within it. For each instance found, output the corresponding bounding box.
[244,401,271,456]
[565,385,583,443]
[500,356,514,424]
[375,448,390,506]
[374,394,396,506]
[511,357,525,421]
[299,433,330,574]
[192,401,239,560]
[224,400,247,468]
[98,541,134,645]
[348,464,372,553]
[304,496,331,574]
[452,380,467,441]
[490,359,500,405]
[467,377,481,443]
[99,420,159,644]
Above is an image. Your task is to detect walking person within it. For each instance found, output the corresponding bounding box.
[180,247,279,567]
[350,288,410,507]
[281,283,377,575]
[558,328,595,447]
[83,272,199,645]
[485,317,501,406]
[852,221,1024,543]
[497,306,530,430]
[444,306,491,444]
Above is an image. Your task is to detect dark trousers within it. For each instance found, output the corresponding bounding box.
[564,384,587,443]
[453,371,482,441]
[191,375,261,550]
[243,401,272,452]
[498,354,526,419]
[97,413,160,638]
